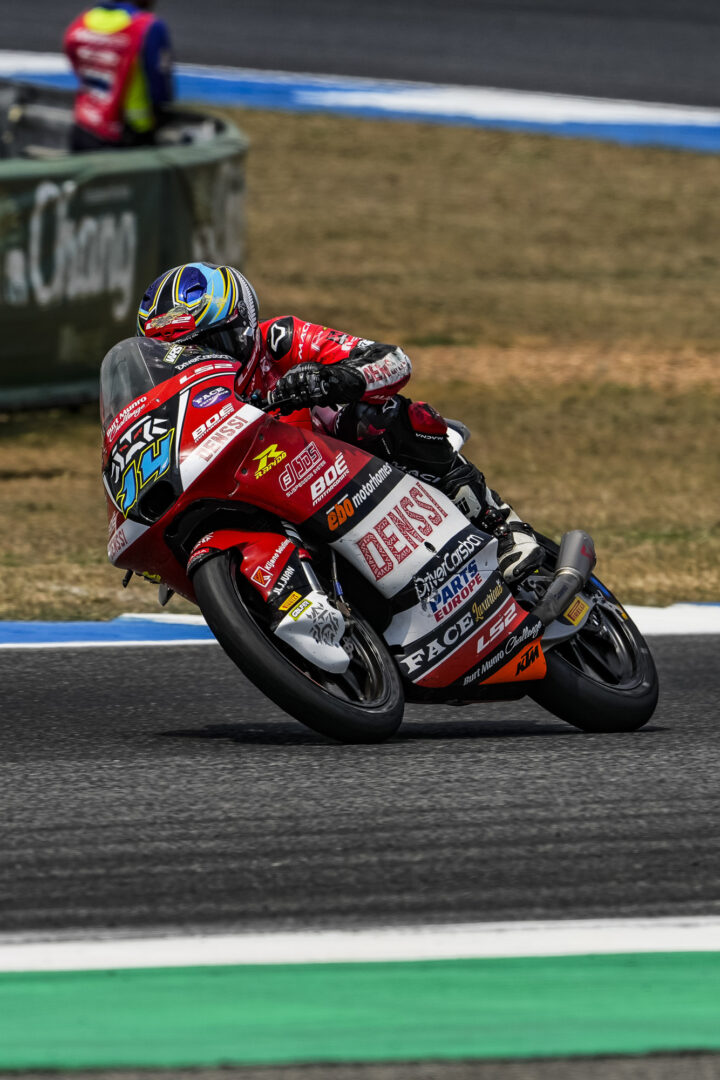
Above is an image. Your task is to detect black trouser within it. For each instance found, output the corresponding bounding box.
[334,395,457,481]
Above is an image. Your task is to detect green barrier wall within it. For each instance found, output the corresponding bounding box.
[0,106,248,408]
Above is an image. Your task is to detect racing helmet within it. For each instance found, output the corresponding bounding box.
[136,263,260,368]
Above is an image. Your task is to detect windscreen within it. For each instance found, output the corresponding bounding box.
[99,337,235,432]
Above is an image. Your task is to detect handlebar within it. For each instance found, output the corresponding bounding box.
[243,381,330,414]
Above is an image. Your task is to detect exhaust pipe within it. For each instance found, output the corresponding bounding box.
[531,530,597,626]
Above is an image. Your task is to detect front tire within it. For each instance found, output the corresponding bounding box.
[193,551,404,743]
[530,595,659,732]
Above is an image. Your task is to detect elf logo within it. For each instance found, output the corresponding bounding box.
[516,644,539,674]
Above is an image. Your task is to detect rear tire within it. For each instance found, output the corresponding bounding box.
[193,551,404,743]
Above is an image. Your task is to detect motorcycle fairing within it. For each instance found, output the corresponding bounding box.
[186,526,349,673]
[480,639,547,684]
[318,468,545,692]
[101,355,547,694]
[186,528,294,587]
[329,473,471,598]
[274,588,349,674]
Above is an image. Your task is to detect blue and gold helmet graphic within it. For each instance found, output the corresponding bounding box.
[137,263,260,367]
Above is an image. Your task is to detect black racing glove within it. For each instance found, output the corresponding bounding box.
[269,363,366,415]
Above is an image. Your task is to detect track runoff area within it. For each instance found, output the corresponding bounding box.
[2,48,720,1074]
[4,50,720,151]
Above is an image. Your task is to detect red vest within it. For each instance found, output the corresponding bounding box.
[64,7,155,143]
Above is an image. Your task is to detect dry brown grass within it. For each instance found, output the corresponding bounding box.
[235,110,720,350]
[1,110,719,618]
[1,347,717,618]
[411,366,720,607]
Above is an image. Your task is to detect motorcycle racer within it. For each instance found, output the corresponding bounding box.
[136,261,543,584]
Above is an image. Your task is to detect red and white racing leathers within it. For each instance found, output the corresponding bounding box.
[237,316,411,423]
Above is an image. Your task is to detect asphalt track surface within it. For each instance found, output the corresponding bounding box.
[8,1,720,107]
[2,635,719,937]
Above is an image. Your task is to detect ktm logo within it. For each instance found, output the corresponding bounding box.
[516,645,540,674]
[253,443,287,478]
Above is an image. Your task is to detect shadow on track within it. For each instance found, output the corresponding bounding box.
[157,717,665,746]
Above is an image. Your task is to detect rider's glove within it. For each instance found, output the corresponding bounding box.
[270,363,366,415]
[269,364,328,414]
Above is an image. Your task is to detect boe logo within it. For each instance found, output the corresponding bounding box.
[310,453,349,504]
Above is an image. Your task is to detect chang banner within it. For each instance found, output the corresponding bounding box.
[0,103,248,408]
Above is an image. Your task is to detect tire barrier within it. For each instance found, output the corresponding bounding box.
[0,80,249,409]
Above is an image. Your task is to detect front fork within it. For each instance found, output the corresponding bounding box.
[187,524,351,673]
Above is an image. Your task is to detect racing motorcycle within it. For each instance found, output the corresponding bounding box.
[101,337,659,743]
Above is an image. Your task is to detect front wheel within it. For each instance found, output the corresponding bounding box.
[530,594,659,732]
[193,551,404,743]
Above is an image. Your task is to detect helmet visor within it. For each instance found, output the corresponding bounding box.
[196,319,257,367]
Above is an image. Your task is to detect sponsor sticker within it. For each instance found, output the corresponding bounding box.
[326,496,355,531]
[310,452,349,504]
[108,525,128,561]
[106,397,148,445]
[271,564,295,596]
[288,598,312,621]
[264,539,292,573]
[162,343,186,366]
[350,463,393,510]
[195,409,252,461]
[516,643,540,674]
[192,386,232,410]
[356,482,449,582]
[427,558,489,623]
[564,596,589,626]
[192,401,235,443]
[250,540,292,590]
[178,361,236,385]
[463,620,542,685]
[400,608,478,676]
[279,590,303,612]
[470,580,503,622]
[414,534,484,602]
[251,567,273,587]
[279,442,323,495]
[254,443,287,478]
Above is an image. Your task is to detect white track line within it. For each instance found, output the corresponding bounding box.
[0,639,215,650]
[130,606,720,636]
[3,51,720,129]
[0,917,719,972]
[1,604,718,650]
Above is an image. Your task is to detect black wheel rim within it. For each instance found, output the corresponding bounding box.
[228,555,393,709]
[553,600,642,690]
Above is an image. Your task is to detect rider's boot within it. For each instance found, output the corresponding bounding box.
[334,397,544,584]
[438,456,545,584]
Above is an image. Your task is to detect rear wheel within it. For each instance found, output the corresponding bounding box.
[528,567,658,732]
[193,551,404,743]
